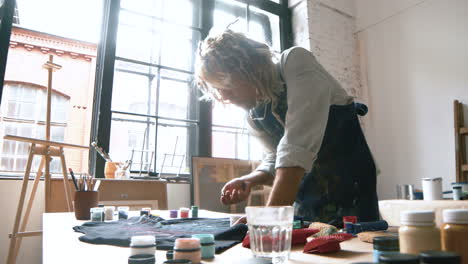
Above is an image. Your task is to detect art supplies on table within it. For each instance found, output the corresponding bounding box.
[104,206,115,221]
[191,205,198,218]
[118,206,129,220]
[399,210,441,254]
[173,238,201,264]
[130,235,156,256]
[192,234,215,259]
[170,210,178,218]
[180,208,189,218]
[128,254,156,264]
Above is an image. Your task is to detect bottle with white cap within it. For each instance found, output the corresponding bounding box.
[399,210,441,254]
[441,209,468,264]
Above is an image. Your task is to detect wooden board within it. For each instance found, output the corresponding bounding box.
[43,211,374,264]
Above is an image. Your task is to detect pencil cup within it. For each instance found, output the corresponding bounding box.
[74,191,99,220]
[104,161,120,179]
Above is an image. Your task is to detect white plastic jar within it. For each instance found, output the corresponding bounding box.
[399,210,441,254]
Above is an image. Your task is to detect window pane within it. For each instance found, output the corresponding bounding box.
[111,67,157,116]
[214,0,247,32]
[156,123,192,174]
[212,103,246,128]
[158,78,189,119]
[160,26,200,71]
[248,6,281,51]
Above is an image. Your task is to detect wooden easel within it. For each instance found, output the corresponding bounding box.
[5,55,89,264]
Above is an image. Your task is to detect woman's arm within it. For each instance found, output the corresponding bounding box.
[266,167,304,206]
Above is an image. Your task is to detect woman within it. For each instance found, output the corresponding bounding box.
[196,30,379,224]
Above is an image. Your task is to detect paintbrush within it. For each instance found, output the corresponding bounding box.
[93,180,101,191]
[68,168,79,191]
[91,142,112,162]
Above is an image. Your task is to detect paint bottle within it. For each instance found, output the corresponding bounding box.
[420,250,461,264]
[180,208,189,218]
[191,205,198,218]
[452,186,462,200]
[90,207,104,222]
[174,238,201,264]
[130,235,156,257]
[118,206,129,220]
[372,236,399,262]
[170,210,178,218]
[104,206,115,221]
[192,234,215,259]
[140,208,151,216]
[399,210,441,254]
[378,253,419,264]
[441,209,468,264]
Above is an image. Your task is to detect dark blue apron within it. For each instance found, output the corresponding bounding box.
[250,91,379,224]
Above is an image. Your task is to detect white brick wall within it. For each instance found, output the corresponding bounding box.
[289,0,363,101]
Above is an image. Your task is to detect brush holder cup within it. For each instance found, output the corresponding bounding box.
[74,191,99,220]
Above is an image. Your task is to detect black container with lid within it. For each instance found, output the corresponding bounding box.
[420,250,461,264]
[379,253,419,264]
[373,236,399,251]
[128,254,156,264]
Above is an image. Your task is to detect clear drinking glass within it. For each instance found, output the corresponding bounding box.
[245,206,294,264]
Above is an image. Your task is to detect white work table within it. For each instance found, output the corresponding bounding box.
[43,210,374,264]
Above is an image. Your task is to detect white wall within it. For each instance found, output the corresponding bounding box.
[355,0,468,198]
[0,180,44,264]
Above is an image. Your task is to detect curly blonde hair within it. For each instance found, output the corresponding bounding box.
[195,30,281,105]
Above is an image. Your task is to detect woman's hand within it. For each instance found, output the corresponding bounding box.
[220,178,252,205]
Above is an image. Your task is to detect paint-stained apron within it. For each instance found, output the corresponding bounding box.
[250,97,379,224]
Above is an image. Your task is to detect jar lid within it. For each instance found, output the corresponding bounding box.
[130,235,156,246]
[420,251,461,264]
[379,253,419,264]
[373,236,399,250]
[128,254,155,264]
[443,209,468,224]
[163,260,192,264]
[400,210,435,226]
[191,234,214,244]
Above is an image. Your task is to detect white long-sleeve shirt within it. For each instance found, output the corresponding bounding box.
[248,47,354,175]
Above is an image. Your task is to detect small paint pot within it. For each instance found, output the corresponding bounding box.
[166,250,174,260]
[104,206,115,221]
[192,234,215,259]
[170,210,178,218]
[180,208,189,218]
[90,207,104,222]
[174,238,201,264]
[128,254,155,264]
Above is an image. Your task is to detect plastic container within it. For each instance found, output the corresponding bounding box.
[130,235,156,257]
[373,236,399,262]
[180,208,189,218]
[453,186,462,200]
[399,210,441,254]
[90,207,104,222]
[420,250,460,264]
[379,253,419,264]
[128,254,155,264]
[422,178,443,200]
[191,206,198,218]
[441,209,468,264]
[104,206,115,221]
[118,206,129,220]
[192,234,215,259]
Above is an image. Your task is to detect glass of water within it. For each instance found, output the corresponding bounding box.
[245,206,294,264]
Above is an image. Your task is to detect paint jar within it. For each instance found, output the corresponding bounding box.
[399,210,441,254]
[191,205,198,218]
[166,250,174,260]
[128,254,156,264]
[118,206,129,220]
[180,208,189,218]
[104,206,115,221]
[174,238,201,264]
[453,186,462,200]
[90,207,104,222]
[170,210,178,218]
[396,184,415,200]
[422,178,443,200]
[192,234,215,259]
[378,253,419,264]
[130,235,156,257]
[441,209,468,264]
[373,236,399,262]
[141,208,151,216]
[420,250,461,264]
